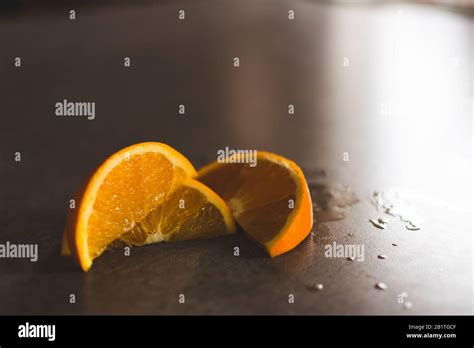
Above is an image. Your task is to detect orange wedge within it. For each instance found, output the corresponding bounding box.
[119,179,235,245]
[64,142,235,271]
[197,151,313,257]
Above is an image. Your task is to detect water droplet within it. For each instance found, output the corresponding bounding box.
[375,282,387,290]
[306,283,324,291]
[371,190,423,230]
[378,254,387,260]
[309,183,358,222]
[405,222,421,231]
[369,219,386,229]
[403,301,413,309]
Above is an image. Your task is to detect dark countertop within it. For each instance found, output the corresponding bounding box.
[0,0,472,315]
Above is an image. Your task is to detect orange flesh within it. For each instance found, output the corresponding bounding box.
[197,152,313,256]
[120,179,235,245]
[85,152,186,259]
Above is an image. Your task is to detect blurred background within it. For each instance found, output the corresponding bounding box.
[0,0,472,315]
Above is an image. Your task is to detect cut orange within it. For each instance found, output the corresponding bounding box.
[63,142,235,271]
[119,179,235,245]
[197,151,313,257]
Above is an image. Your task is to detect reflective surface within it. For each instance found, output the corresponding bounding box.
[0,1,472,314]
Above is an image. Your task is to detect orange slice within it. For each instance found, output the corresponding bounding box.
[197,151,313,257]
[119,179,235,245]
[64,142,235,271]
